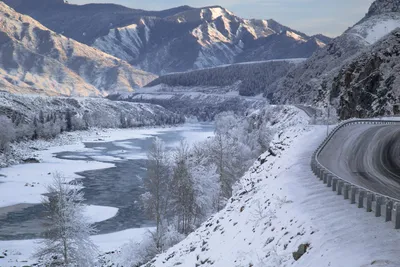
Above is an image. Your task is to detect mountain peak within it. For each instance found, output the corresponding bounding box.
[0,1,156,96]
[367,0,400,17]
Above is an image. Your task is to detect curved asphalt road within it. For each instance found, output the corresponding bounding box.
[295,105,317,118]
[319,123,400,200]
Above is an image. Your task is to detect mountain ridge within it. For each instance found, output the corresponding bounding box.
[1,0,331,74]
[0,2,157,96]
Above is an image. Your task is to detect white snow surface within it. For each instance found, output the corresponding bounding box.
[84,205,119,224]
[0,227,153,267]
[144,115,400,266]
[349,13,400,45]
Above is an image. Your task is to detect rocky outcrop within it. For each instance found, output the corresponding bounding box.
[331,29,400,119]
[367,0,400,17]
[269,33,367,105]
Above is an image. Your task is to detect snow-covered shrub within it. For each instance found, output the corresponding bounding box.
[0,115,15,151]
[119,227,185,267]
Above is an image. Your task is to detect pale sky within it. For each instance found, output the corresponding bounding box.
[68,0,375,37]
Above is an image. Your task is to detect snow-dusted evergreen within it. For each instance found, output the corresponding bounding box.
[35,173,98,266]
[0,115,14,152]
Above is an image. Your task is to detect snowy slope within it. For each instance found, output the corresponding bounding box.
[0,2,156,96]
[143,108,400,267]
[348,13,400,44]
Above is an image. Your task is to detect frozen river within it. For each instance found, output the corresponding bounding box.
[0,123,214,240]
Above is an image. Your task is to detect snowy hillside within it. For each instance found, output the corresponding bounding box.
[0,2,156,96]
[109,86,267,121]
[145,59,305,96]
[348,13,400,45]
[3,1,331,75]
[142,108,400,267]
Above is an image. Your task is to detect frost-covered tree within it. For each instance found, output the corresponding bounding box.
[119,226,184,267]
[189,146,220,222]
[142,137,171,249]
[65,109,73,132]
[206,133,245,208]
[170,142,195,234]
[0,116,15,152]
[35,173,98,266]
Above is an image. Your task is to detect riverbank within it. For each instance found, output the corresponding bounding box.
[0,124,188,168]
[0,123,214,210]
[0,123,214,266]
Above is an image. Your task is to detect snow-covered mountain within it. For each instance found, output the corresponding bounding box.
[269,0,400,112]
[2,1,331,74]
[94,7,329,74]
[0,2,156,96]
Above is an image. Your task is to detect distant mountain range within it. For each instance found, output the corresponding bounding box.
[0,1,156,96]
[2,0,332,75]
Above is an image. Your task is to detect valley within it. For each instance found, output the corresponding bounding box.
[1,0,400,266]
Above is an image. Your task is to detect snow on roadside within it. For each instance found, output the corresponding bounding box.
[143,117,400,266]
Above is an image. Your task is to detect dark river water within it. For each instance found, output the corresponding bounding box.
[0,123,214,240]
